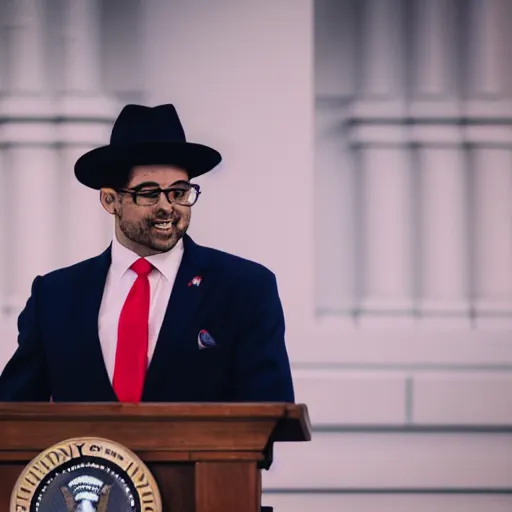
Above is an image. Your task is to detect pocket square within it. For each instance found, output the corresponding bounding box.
[198,329,216,349]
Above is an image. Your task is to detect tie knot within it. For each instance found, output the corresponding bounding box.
[131,258,152,277]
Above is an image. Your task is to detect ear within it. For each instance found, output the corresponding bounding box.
[100,188,118,214]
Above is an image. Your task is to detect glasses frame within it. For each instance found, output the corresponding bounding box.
[116,183,201,207]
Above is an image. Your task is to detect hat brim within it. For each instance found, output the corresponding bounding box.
[74,141,222,190]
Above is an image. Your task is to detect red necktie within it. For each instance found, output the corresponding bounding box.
[113,258,153,402]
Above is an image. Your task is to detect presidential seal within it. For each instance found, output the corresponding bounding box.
[10,437,162,512]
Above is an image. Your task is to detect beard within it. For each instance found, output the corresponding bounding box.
[117,207,190,254]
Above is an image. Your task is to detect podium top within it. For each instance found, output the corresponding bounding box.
[0,402,311,444]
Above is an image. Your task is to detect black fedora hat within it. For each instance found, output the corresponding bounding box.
[74,104,222,189]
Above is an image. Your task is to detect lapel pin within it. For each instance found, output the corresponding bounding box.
[188,275,202,287]
[198,329,216,349]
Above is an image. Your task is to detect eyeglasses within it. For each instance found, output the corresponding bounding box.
[116,183,201,207]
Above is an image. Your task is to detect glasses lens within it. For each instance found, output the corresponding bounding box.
[169,187,197,205]
[135,189,160,206]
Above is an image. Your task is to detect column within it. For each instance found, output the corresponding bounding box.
[465,0,512,118]
[359,0,405,99]
[0,148,18,369]
[359,146,413,316]
[4,146,59,309]
[468,0,508,98]
[351,0,411,317]
[350,0,407,172]
[472,148,512,321]
[58,0,118,265]
[61,0,102,93]
[0,149,5,316]
[59,0,119,116]
[0,0,56,313]
[314,105,356,315]
[3,0,46,94]
[465,0,512,326]
[412,0,456,98]
[314,0,358,315]
[418,147,469,318]
[314,0,357,99]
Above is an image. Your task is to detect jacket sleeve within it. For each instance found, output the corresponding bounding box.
[232,268,295,402]
[0,276,51,401]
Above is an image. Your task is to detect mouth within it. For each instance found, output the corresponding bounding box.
[152,220,176,232]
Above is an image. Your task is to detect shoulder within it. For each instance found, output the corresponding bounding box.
[37,248,110,287]
[189,238,279,296]
[198,243,276,282]
[194,243,284,315]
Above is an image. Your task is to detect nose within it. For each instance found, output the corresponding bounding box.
[156,191,174,211]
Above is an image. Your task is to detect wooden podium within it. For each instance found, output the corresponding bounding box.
[0,402,311,511]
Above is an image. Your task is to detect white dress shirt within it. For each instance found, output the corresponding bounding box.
[98,235,184,382]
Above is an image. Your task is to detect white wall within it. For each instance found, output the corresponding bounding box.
[141,0,316,327]
[1,1,512,511]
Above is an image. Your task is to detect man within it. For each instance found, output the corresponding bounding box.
[0,104,294,403]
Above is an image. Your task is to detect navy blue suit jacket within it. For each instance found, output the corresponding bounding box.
[0,235,294,403]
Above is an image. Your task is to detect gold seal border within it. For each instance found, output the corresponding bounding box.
[10,436,162,512]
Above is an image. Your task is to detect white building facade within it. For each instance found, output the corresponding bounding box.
[0,1,511,511]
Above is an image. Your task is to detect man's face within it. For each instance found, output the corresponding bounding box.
[102,165,193,256]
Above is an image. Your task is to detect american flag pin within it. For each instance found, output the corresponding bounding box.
[188,275,202,287]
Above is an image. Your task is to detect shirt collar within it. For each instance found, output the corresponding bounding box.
[110,234,184,282]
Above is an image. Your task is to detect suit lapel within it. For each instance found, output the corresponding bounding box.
[76,246,117,401]
[143,235,211,397]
